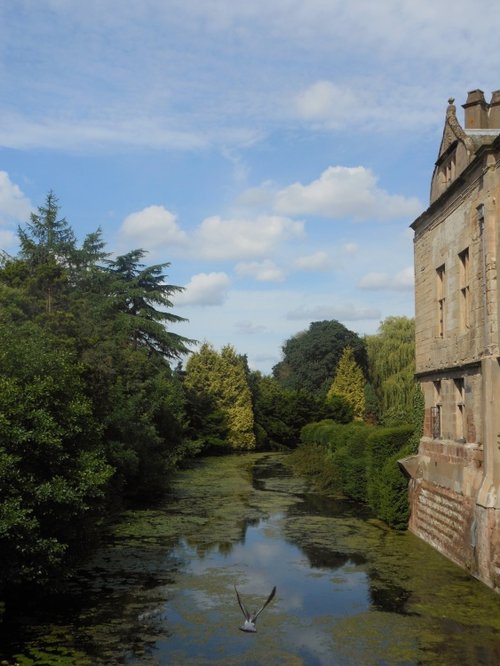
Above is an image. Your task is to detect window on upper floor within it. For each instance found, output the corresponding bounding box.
[459,248,470,332]
[445,154,456,185]
[436,264,446,338]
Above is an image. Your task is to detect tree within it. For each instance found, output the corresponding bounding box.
[106,249,194,359]
[327,346,365,419]
[249,374,295,449]
[0,193,194,590]
[17,191,76,316]
[184,343,256,450]
[365,317,415,425]
[363,382,380,424]
[18,191,76,269]
[273,320,367,396]
[0,320,112,588]
[249,372,353,450]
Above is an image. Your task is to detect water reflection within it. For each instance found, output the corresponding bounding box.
[1,452,500,666]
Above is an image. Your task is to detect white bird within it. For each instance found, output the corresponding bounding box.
[234,585,276,633]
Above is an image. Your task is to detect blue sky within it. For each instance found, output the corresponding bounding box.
[1,1,499,373]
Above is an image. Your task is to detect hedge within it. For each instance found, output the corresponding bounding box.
[291,420,414,528]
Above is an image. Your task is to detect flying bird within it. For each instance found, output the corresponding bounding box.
[234,585,276,633]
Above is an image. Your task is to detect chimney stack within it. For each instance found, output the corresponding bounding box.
[462,89,488,129]
[488,90,500,129]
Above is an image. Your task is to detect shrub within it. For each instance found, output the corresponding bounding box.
[332,423,372,501]
[292,419,416,529]
[366,425,414,519]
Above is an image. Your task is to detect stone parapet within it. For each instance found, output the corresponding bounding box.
[419,438,483,468]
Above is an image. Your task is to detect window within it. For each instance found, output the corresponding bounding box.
[439,154,456,190]
[459,248,470,331]
[444,154,456,185]
[432,380,442,439]
[454,378,465,441]
[436,264,446,337]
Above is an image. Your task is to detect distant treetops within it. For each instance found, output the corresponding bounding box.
[272,317,416,427]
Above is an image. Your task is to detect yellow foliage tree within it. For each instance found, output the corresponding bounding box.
[185,342,256,450]
[326,346,365,419]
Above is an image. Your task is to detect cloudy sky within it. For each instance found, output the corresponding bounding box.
[1,1,499,373]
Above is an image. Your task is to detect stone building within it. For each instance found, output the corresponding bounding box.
[401,89,500,591]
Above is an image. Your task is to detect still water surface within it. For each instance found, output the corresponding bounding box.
[1,452,500,665]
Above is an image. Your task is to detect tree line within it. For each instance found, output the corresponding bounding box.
[0,194,418,593]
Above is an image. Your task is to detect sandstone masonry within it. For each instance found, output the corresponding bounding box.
[401,90,500,591]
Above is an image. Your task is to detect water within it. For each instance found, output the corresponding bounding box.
[1,452,500,665]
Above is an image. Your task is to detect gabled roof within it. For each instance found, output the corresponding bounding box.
[435,99,474,166]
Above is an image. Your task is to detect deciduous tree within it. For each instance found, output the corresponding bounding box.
[365,317,415,425]
[273,320,367,396]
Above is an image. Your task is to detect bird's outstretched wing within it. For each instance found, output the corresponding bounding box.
[234,585,250,620]
[253,586,276,620]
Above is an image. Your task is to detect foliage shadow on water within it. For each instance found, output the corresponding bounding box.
[2,452,500,666]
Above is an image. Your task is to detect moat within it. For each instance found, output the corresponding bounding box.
[1,453,500,665]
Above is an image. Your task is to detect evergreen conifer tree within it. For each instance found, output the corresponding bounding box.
[327,346,365,419]
[184,343,256,450]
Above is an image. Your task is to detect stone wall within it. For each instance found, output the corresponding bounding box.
[403,91,500,592]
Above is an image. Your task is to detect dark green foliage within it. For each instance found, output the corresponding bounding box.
[363,382,380,424]
[331,423,372,501]
[273,320,368,396]
[286,442,339,491]
[366,425,414,524]
[249,374,295,449]
[0,193,193,591]
[408,382,425,451]
[299,421,371,500]
[323,394,354,424]
[183,386,229,454]
[101,353,188,499]
[0,320,112,588]
[376,451,413,530]
[250,373,353,449]
[293,420,415,528]
[105,250,194,358]
[18,191,76,270]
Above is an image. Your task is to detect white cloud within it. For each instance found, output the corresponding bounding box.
[295,81,358,127]
[343,243,359,255]
[294,251,332,271]
[194,214,304,260]
[275,166,423,221]
[0,114,210,152]
[175,272,231,306]
[234,321,268,334]
[118,205,188,254]
[235,259,285,282]
[286,303,381,321]
[358,266,414,290]
[2,0,500,154]
[236,182,276,211]
[0,229,17,250]
[0,171,32,225]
